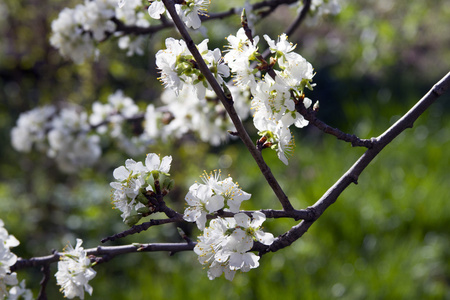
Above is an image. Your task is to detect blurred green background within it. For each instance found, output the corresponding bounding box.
[1,0,449,299]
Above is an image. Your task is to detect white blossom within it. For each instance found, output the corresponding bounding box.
[155,38,229,99]
[176,0,209,29]
[184,170,251,227]
[183,184,224,230]
[51,0,151,62]
[55,239,96,300]
[193,212,274,281]
[148,0,166,19]
[147,0,209,29]
[110,158,148,221]
[0,220,33,299]
[145,153,172,174]
[7,280,34,300]
[46,107,102,173]
[0,220,19,279]
[110,154,172,223]
[11,106,55,153]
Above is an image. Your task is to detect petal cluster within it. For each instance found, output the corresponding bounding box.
[55,239,96,300]
[0,219,33,299]
[225,30,316,165]
[11,88,250,173]
[183,170,251,230]
[110,153,173,225]
[155,38,229,99]
[50,0,150,63]
[147,0,209,29]
[194,212,274,280]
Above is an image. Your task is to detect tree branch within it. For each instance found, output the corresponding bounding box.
[11,243,196,272]
[162,0,295,212]
[263,71,450,253]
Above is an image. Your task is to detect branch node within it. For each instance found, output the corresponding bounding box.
[349,174,358,185]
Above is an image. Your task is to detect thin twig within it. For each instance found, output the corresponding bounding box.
[101,216,183,243]
[284,0,311,37]
[296,101,374,147]
[37,265,50,300]
[162,0,295,211]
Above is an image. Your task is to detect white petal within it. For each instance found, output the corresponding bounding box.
[250,211,266,227]
[195,212,207,230]
[255,231,274,245]
[159,155,172,173]
[233,213,250,228]
[206,195,224,212]
[145,153,160,171]
[113,166,129,181]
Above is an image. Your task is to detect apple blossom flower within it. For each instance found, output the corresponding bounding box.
[0,220,33,299]
[147,0,209,29]
[51,0,150,63]
[183,184,225,230]
[148,0,166,19]
[7,280,33,300]
[155,38,229,99]
[176,0,209,29]
[193,212,274,280]
[110,154,173,224]
[55,239,96,300]
[0,219,19,278]
[184,171,251,226]
[224,28,260,90]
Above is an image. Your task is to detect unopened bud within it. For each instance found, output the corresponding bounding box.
[136,193,149,205]
[137,207,150,214]
[241,9,248,28]
[162,176,174,191]
[125,214,142,227]
[167,179,175,191]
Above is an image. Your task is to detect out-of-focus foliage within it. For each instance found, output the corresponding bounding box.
[0,0,449,299]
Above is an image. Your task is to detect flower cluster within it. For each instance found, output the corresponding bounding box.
[155,38,230,99]
[11,104,102,173]
[50,0,150,63]
[55,239,96,300]
[183,171,274,280]
[47,107,102,173]
[158,84,251,146]
[183,170,251,230]
[110,153,173,225]
[11,88,251,172]
[225,29,315,164]
[194,212,274,280]
[11,105,56,153]
[0,219,33,300]
[89,90,153,157]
